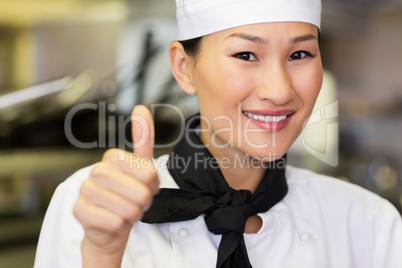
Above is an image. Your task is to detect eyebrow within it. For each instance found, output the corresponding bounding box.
[226,33,317,45]
[292,34,317,43]
[226,33,268,45]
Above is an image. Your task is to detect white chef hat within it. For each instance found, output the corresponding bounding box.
[176,0,321,41]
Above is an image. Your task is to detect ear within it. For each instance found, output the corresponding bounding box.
[169,41,196,95]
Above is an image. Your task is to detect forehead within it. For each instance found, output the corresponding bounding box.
[204,22,319,44]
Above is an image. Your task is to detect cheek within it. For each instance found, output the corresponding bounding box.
[293,65,323,109]
[195,60,253,108]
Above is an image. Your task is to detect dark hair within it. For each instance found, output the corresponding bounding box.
[178,37,204,58]
[318,30,321,46]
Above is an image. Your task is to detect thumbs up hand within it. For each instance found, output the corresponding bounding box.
[73,105,159,267]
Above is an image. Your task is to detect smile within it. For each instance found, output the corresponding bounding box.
[243,112,287,122]
[242,110,294,132]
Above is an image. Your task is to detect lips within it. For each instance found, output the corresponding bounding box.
[243,112,287,122]
[243,110,294,132]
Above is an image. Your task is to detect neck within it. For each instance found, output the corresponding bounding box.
[200,134,266,193]
[220,161,265,194]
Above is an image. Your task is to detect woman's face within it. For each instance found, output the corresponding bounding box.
[185,22,323,162]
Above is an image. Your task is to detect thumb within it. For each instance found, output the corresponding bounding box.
[131,105,154,159]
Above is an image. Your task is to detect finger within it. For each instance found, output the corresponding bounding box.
[90,164,154,209]
[131,105,154,159]
[74,198,131,235]
[80,179,144,224]
[101,151,160,195]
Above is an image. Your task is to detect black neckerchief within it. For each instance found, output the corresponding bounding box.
[142,114,288,268]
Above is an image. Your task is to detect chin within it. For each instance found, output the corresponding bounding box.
[246,146,289,163]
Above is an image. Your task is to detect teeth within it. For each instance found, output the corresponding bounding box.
[244,112,287,123]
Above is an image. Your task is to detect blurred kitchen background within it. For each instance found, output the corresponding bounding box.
[0,0,401,267]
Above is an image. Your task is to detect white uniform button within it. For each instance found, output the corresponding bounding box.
[299,232,312,242]
[178,228,190,239]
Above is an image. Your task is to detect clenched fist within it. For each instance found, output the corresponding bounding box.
[73,105,159,267]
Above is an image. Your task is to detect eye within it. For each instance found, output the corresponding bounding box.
[233,52,258,62]
[289,51,312,61]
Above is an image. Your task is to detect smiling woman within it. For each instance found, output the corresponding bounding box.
[34,0,402,268]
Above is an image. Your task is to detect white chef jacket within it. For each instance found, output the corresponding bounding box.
[34,155,402,268]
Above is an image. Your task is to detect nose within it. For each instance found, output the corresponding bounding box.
[257,61,294,105]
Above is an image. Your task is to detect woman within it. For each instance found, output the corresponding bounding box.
[35,0,402,267]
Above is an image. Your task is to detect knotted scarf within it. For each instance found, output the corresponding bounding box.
[142,114,288,268]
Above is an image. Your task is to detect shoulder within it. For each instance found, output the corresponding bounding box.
[285,165,400,221]
[285,165,387,206]
[283,165,402,266]
[286,165,381,200]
